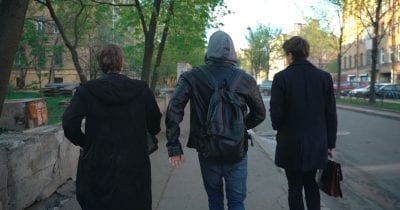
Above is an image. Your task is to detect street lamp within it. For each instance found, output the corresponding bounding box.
[246,27,256,78]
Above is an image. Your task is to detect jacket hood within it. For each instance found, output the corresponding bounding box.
[205,31,237,64]
[82,73,147,105]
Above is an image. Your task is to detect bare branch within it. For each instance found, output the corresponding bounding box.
[90,0,135,7]
[73,0,85,48]
[134,0,148,35]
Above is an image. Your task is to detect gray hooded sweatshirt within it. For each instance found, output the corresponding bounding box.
[205,31,237,64]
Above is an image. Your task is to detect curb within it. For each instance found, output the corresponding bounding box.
[336,104,400,121]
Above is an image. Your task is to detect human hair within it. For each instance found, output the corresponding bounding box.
[98,44,123,73]
[282,36,310,59]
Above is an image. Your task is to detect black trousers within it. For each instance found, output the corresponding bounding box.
[284,169,320,210]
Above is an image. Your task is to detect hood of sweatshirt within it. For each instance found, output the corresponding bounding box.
[205,31,237,64]
[82,73,147,105]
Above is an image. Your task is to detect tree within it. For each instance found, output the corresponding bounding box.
[299,19,338,70]
[245,24,282,81]
[105,0,226,88]
[36,0,92,82]
[0,0,30,116]
[327,0,347,98]
[346,0,399,103]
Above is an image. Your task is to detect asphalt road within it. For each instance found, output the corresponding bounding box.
[256,96,400,210]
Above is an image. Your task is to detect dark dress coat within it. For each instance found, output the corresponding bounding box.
[269,58,337,171]
[62,73,161,210]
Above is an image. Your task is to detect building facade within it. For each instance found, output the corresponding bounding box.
[341,0,400,84]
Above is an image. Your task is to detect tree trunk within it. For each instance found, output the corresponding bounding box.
[139,0,162,84]
[369,0,382,103]
[337,28,343,98]
[0,0,29,116]
[44,0,87,82]
[48,34,60,84]
[150,0,174,91]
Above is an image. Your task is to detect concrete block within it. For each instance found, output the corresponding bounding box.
[0,124,79,210]
[58,131,79,181]
[0,100,27,131]
[7,134,59,186]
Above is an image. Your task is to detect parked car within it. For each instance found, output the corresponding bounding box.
[349,83,389,97]
[348,85,369,97]
[376,84,400,99]
[259,80,273,95]
[334,81,368,96]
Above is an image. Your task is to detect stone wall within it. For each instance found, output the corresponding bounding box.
[0,94,171,210]
[0,125,79,210]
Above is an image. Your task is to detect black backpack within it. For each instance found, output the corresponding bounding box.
[198,67,248,162]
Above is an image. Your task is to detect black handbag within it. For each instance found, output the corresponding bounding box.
[318,159,343,198]
[147,132,159,155]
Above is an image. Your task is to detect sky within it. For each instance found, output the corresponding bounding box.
[207,0,339,49]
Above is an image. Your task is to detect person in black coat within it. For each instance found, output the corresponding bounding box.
[62,44,161,210]
[269,36,337,210]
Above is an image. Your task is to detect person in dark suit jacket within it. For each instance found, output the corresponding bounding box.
[269,36,337,210]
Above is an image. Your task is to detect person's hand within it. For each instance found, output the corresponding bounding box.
[169,155,184,168]
[328,148,334,158]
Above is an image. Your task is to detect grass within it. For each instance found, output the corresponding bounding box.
[336,97,400,112]
[5,89,70,125]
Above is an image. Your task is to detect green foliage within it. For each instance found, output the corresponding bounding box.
[46,96,70,124]
[245,24,282,78]
[299,19,338,68]
[14,19,49,69]
[337,97,400,112]
[326,59,338,73]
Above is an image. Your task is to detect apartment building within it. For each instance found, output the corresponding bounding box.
[341,0,400,84]
[9,3,96,89]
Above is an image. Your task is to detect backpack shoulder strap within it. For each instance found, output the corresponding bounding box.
[199,66,218,90]
[228,68,242,91]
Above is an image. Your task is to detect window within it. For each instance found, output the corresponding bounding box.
[398,46,400,62]
[380,48,385,64]
[54,78,63,83]
[343,56,347,69]
[367,50,372,65]
[36,16,45,32]
[354,54,358,67]
[360,53,364,66]
[381,22,385,35]
[388,47,393,63]
[349,55,352,68]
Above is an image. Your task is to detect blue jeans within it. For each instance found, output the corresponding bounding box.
[199,154,248,210]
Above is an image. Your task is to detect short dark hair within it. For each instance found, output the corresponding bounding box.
[282,36,310,59]
[98,44,123,73]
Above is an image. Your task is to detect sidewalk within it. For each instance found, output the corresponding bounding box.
[28,108,290,210]
[28,102,400,210]
[151,110,289,210]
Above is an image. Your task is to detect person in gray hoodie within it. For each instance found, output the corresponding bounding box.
[165,31,265,210]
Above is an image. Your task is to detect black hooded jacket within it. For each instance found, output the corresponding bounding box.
[165,31,266,157]
[62,73,161,210]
